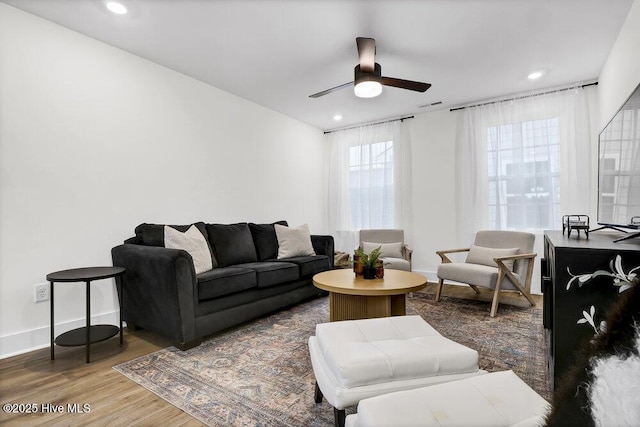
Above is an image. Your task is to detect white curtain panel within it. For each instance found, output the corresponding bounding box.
[455,87,592,245]
[328,120,413,253]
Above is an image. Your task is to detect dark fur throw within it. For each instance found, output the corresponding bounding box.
[545,282,640,426]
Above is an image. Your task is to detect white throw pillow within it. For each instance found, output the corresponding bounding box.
[362,241,404,259]
[465,245,519,271]
[274,224,316,258]
[164,225,213,274]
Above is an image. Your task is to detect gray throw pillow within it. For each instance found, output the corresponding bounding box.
[362,241,403,259]
[465,245,519,271]
[164,225,213,274]
[134,222,217,267]
[274,224,316,258]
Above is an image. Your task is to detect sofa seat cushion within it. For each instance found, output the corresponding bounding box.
[235,261,299,288]
[316,316,479,388]
[275,255,331,278]
[346,370,550,427]
[437,262,521,290]
[197,267,256,300]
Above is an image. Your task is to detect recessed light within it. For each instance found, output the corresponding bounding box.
[333,114,343,121]
[106,1,127,14]
[528,71,543,80]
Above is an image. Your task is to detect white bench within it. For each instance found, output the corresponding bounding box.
[308,315,485,427]
[345,370,550,427]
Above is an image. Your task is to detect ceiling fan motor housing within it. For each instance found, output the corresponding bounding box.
[355,63,382,84]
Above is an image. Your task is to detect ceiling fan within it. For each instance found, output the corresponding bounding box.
[309,37,431,99]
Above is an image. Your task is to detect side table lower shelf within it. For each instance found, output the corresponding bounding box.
[55,325,120,347]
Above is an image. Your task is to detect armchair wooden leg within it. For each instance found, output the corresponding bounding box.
[521,290,537,307]
[435,278,444,302]
[469,285,481,295]
[490,271,505,317]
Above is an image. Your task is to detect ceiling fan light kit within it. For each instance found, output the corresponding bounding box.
[309,37,431,99]
[354,63,383,98]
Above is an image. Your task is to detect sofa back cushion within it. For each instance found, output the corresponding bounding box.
[134,222,217,267]
[249,220,288,261]
[206,223,258,267]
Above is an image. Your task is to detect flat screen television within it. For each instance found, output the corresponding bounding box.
[596,82,640,241]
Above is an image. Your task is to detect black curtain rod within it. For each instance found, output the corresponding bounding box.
[449,82,598,112]
[324,115,414,134]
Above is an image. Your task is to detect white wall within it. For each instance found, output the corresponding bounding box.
[0,4,328,358]
[598,0,640,129]
[406,110,459,279]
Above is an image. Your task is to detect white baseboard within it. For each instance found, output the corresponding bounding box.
[411,269,438,283]
[0,311,120,359]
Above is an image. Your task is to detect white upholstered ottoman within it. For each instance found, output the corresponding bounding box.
[344,370,550,427]
[308,315,485,427]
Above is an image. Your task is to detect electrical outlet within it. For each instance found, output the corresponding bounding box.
[34,283,49,303]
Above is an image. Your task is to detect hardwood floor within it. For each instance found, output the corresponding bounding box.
[0,283,542,426]
[0,329,203,426]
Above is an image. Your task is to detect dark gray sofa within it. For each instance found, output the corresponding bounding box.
[111,221,333,350]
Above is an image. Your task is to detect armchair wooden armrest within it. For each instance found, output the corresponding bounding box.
[403,245,413,270]
[493,252,537,310]
[493,252,537,262]
[403,244,413,260]
[436,247,471,264]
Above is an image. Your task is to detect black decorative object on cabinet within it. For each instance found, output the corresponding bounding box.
[542,231,640,390]
[561,214,589,238]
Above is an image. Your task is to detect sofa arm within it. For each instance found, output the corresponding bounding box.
[311,235,335,269]
[111,243,198,346]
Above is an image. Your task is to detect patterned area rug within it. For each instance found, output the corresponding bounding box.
[113,292,549,426]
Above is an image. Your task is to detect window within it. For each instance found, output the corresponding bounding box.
[487,118,560,230]
[349,140,394,229]
[328,120,410,252]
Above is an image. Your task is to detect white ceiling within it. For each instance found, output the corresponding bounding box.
[2,0,634,131]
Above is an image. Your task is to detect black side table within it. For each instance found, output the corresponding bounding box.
[47,266,126,363]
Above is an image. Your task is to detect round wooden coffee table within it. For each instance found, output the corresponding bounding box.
[313,269,427,321]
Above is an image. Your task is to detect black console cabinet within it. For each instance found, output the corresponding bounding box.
[542,231,640,390]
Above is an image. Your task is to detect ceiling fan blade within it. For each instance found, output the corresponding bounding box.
[356,37,376,73]
[381,76,431,92]
[309,81,353,98]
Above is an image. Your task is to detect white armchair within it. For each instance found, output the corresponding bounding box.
[435,230,537,317]
[359,229,412,271]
